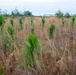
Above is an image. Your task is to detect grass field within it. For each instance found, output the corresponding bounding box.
[0,16,76,75]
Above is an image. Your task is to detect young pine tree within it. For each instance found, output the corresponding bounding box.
[31,28,35,34]
[22,34,40,68]
[2,35,11,52]
[62,17,65,26]
[71,17,75,26]
[48,24,56,39]
[30,17,34,25]
[0,15,5,33]
[10,19,14,26]
[19,18,23,30]
[41,16,45,28]
[7,25,15,39]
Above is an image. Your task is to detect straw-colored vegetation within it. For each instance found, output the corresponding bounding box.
[0,15,76,75]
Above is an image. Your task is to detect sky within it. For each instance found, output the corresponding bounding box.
[0,0,76,15]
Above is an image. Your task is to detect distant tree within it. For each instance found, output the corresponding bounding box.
[55,10,64,18]
[23,11,33,16]
[11,9,18,16]
[3,10,9,17]
[11,9,22,16]
[0,8,33,17]
[64,12,71,18]
[73,14,76,17]
[11,9,33,16]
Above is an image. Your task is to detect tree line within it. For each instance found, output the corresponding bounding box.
[0,9,76,17]
[55,10,76,18]
[0,9,33,17]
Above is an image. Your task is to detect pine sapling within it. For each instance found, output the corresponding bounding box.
[41,16,45,28]
[19,18,23,30]
[48,24,56,39]
[0,15,5,33]
[7,26,15,39]
[71,17,75,26]
[62,17,65,26]
[10,19,14,26]
[30,17,34,25]
[22,34,40,68]
[31,28,35,34]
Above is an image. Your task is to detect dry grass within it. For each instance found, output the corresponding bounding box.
[0,17,76,75]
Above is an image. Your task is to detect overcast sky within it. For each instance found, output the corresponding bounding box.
[0,0,76,15]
